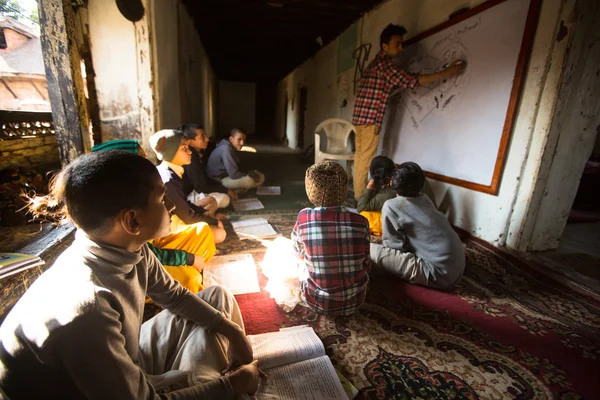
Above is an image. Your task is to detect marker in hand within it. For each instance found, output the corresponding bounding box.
[443,60,465,69]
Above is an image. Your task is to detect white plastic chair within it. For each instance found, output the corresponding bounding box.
[314,118,355,177]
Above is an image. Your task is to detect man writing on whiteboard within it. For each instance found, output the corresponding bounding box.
[352,24,466,200]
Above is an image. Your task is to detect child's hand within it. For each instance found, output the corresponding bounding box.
[227,360,266,396]
[192,255,204,273]
[215,212,227,221]
[217,319,254,373]
[228,189,238,201]
[366,179,376,190]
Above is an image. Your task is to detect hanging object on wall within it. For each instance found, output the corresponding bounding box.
[115,0,145,22]
[352,43,371,94]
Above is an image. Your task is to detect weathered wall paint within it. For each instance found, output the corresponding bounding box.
[510,0,600,251]
[151,0,217,136]
[87,0,142,144]
[38,0,90,165]
[275,0,577,249]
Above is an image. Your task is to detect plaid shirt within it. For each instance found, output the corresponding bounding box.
[352,50,419,127]
[292,207,371,316]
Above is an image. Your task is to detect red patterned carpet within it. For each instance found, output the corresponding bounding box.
[235,237,600,399]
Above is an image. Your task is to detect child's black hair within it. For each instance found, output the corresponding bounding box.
[230,128,246,138]
[181,123,203,140]
[369,156,395,190]
[390,162,425,197]
[380,24,408,49]
[30,150,159,234]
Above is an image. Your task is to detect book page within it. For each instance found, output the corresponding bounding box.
[232,198,265,211]
[257,186,281,195]
[254,355,348,400]
[248,326,325,370]
[231,218,269,229]
[235,223,278,239]
[202,254,260,294]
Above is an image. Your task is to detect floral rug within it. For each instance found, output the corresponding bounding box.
[233,237,600,399]
[144,199,600,399]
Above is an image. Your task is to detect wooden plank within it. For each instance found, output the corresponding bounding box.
[38,0,90,166]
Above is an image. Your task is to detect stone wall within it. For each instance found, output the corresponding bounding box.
[0,136,60,170]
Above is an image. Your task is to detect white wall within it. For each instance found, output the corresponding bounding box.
[276,0,577,248]
[151,0,218,136]
[87,0,141,141]
[87,0,218,158]
[218,80,256,137]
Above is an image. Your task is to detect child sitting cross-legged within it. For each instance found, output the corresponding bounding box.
[292,161,371,316]
[149,129,229,293]
[0,150,263,399]
[92,139,207,287]
[357,156,397,236]
[370,162,465,289]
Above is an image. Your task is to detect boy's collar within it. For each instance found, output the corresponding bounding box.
[162,161,184,178]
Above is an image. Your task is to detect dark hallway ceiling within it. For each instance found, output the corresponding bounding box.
[181,0,384,82]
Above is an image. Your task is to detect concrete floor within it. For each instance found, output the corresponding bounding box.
[520,220,600,296]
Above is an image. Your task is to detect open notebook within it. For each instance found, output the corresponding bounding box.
[249,326,349,400]
[202,254,260,295]
[231,218,281,240]
[0,253,44,280]
[232,198,264,212]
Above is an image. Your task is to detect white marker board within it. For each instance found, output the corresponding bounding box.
[381,0,539,194]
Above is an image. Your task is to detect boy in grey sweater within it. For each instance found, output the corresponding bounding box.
[0,151,263,399]
[370,162,465,289]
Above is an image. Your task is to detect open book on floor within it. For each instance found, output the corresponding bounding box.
[232,198,264,212]
[231,218,281,240]
[248,326,349,400]
[256,186,281,195]
[0,253,45,280]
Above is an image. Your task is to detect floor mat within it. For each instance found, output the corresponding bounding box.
[234,238,600,399]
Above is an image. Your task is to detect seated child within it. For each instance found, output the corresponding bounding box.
[0,150,262,398]
[292,160,371,316]
[357,156,397,235]
[181,124,237,209]
[370,162,465,289]
[207,128,265,190]
[94,138,208,293]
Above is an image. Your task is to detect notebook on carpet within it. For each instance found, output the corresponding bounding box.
[256,186,281,195]
[231,218,281,240]
[202,254,260,294]
[248,325,349,400]
[232,198,264,211]
[0,253,45,280]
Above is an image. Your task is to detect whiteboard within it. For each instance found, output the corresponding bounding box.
[380,0,538,193]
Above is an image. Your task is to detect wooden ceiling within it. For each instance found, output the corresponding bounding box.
[181,0,384,82]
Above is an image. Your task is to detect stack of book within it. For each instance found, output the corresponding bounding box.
[0,253,45,280]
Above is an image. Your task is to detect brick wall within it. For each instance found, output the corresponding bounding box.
[0,136,60,170]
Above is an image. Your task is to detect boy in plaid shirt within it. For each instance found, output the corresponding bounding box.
[292,161,371,315]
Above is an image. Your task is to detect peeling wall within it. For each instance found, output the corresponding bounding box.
[509,0,600,251]
[275,0,579,248]
[85,0,218,160]
[151,0,218,136]
[87,0,142,145]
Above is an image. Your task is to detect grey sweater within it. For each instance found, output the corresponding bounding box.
[0,232,234,400]
[381,194,465,287]
[206,139,247,180]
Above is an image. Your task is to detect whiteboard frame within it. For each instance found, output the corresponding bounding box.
[400,0,542,195]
